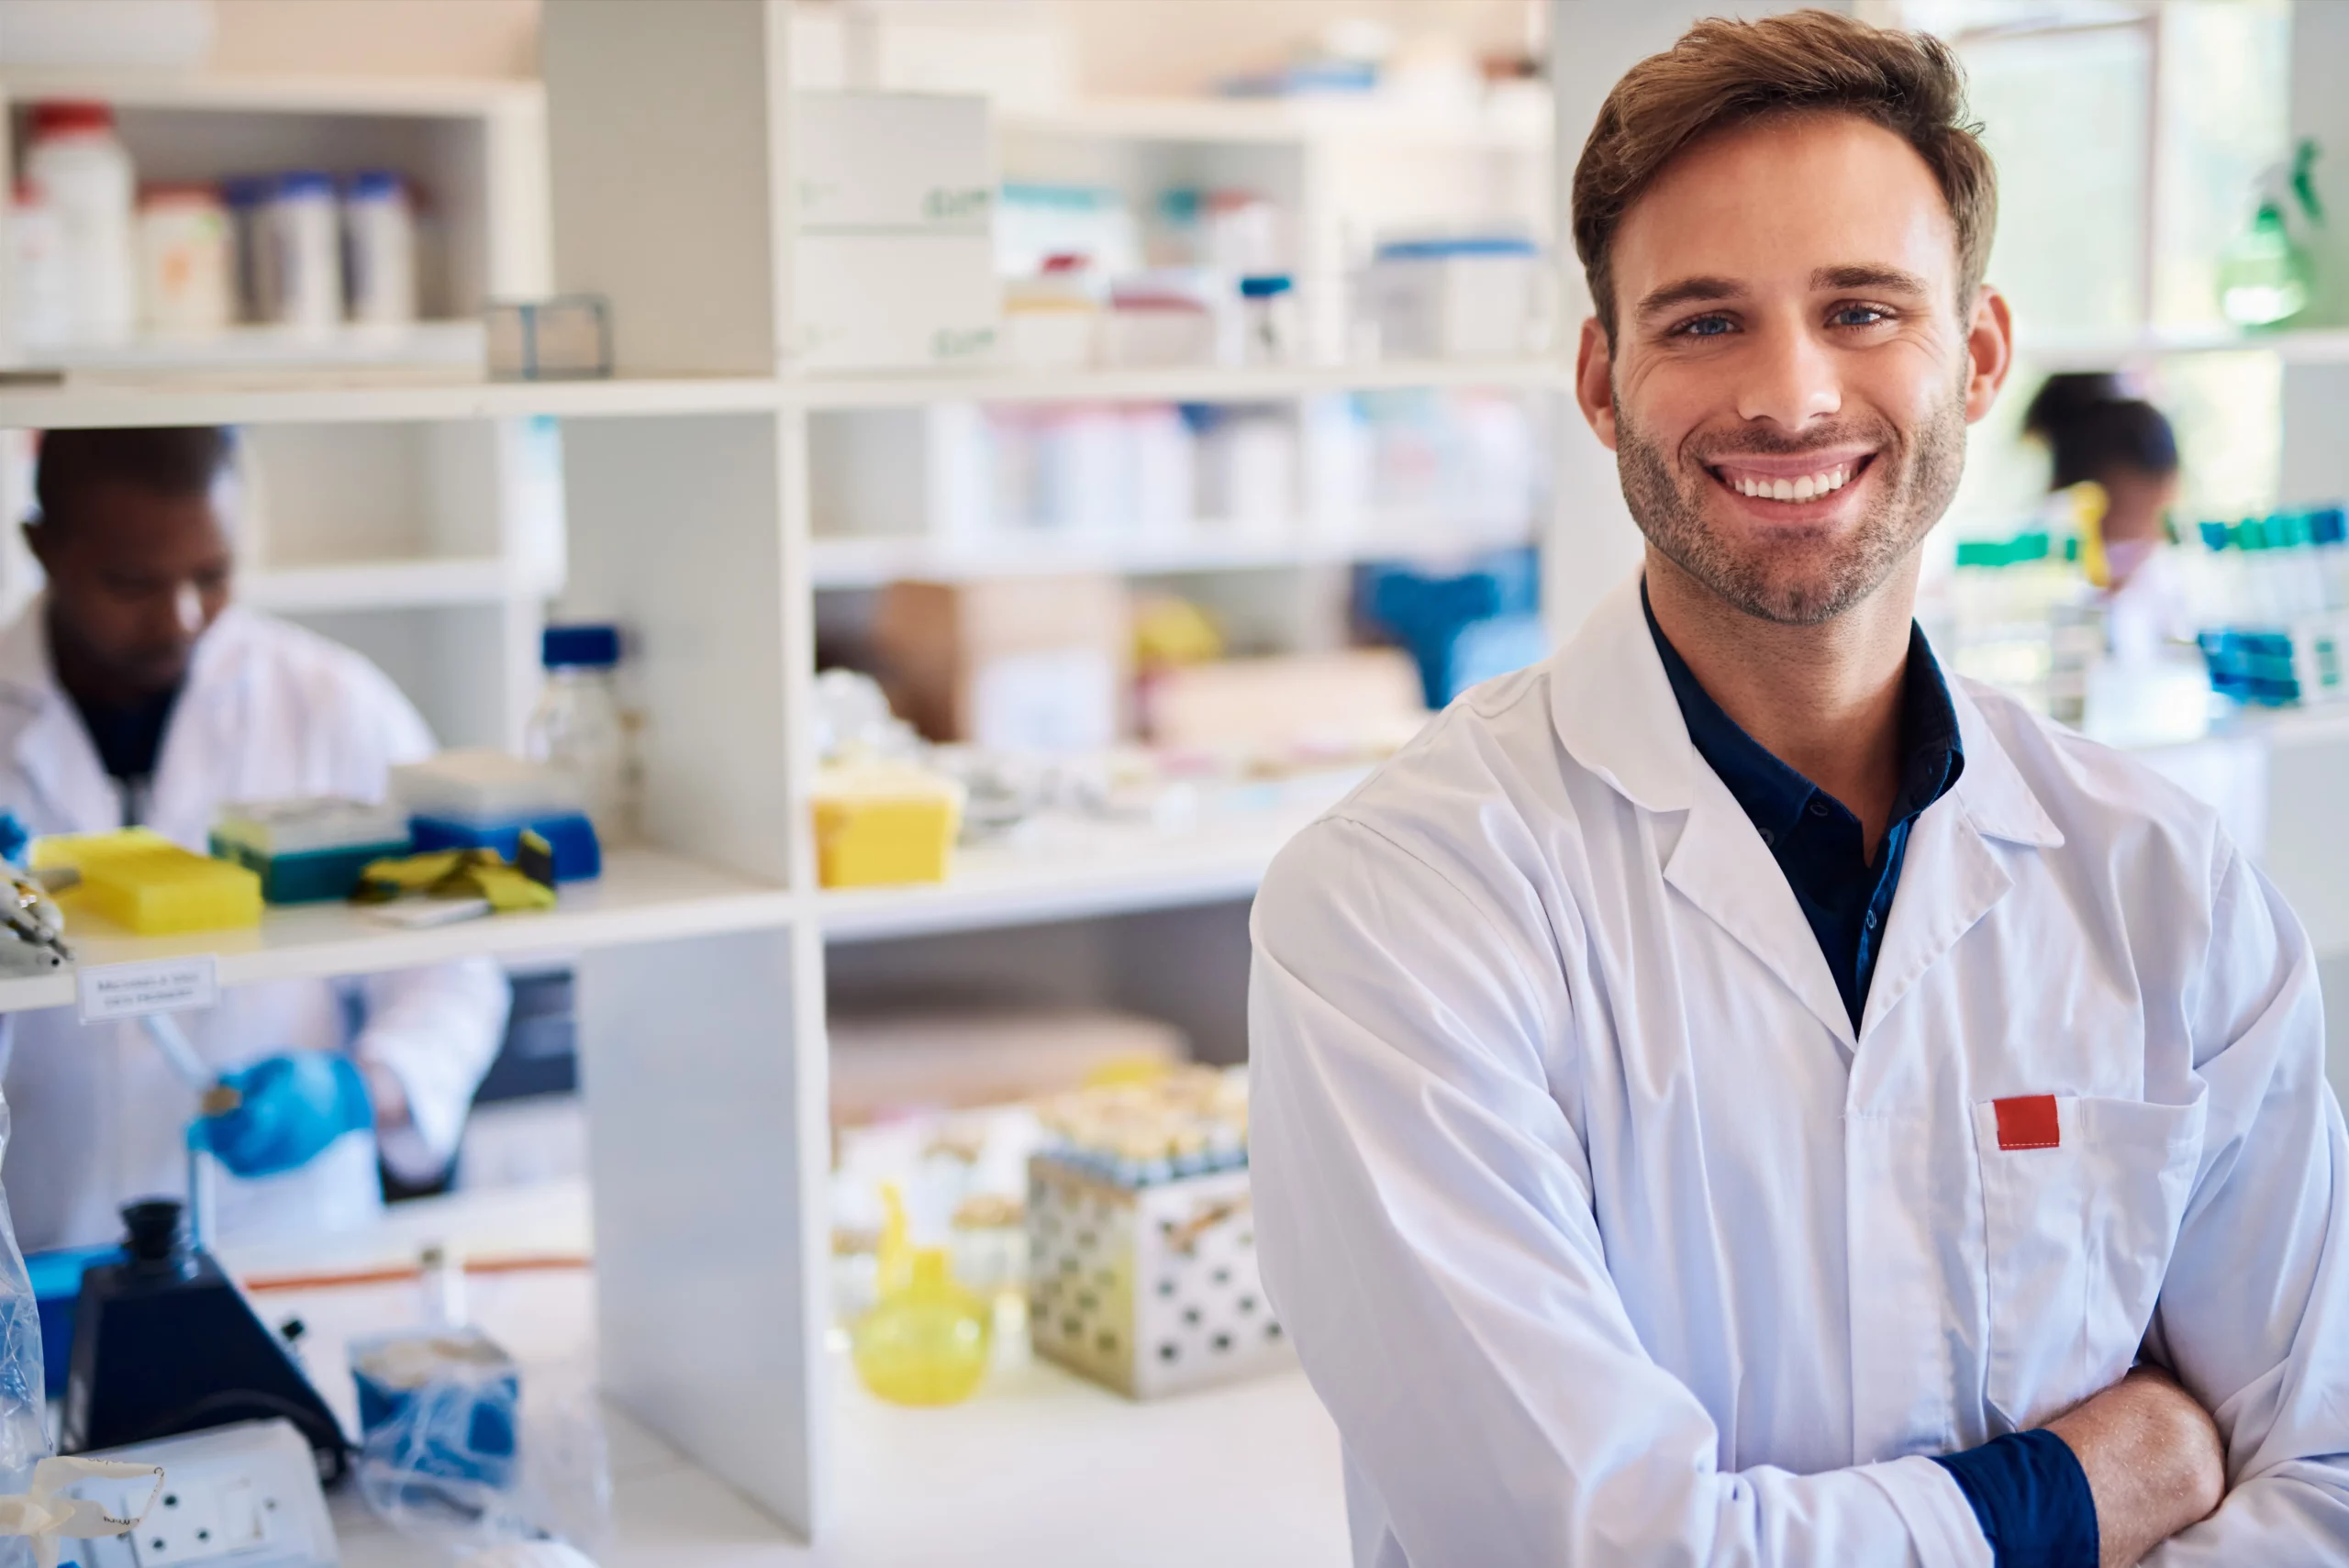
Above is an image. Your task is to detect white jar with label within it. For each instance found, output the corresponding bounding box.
[9,183,72,350]
[262,171,341,334]
[340,171,417,327]
[22,101,136,345]
[136,185,233,337]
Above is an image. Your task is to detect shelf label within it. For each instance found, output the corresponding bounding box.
[76,956,219,1023]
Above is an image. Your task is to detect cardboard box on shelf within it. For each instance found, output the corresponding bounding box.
[874,574,1132,751]
[829,1004,1189,1127]
[1141,649,1427,749]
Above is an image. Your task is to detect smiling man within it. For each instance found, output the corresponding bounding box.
[1250,11,2349,1568]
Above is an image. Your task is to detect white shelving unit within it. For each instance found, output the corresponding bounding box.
[0,67,568,751]
[0,4,1575,1550]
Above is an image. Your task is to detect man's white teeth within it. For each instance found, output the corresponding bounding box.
[1731,464,1851,501]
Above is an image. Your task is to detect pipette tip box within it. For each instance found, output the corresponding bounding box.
[211,797,413,904]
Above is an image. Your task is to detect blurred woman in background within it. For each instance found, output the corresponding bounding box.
[2022,371,2183,662]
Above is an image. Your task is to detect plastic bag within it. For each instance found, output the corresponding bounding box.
[0,1088,160,1567]
[354,1347,610,1564]
[0,1084,46,1568]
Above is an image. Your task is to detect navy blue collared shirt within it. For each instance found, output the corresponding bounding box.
[1642,584,2098,1568]
[1642,584,1963,1032]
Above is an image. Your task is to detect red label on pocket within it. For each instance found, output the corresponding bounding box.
[1994,1095,2062,1151]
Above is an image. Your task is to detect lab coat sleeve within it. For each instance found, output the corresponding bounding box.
[2141,847,2349,1565]
[1249,815,1990,1568]
[348,959,511,1183]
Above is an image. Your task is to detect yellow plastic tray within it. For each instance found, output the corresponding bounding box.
[35,829,264,934]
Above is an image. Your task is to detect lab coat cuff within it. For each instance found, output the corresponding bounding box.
[1864,1453,1998,1568]
[373,1118,451,1186]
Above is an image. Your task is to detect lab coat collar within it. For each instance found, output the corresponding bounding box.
[0,596,264,838]
[1547,571,2063,850]
[1548,573,1697,815]
[1942,677,2065,850]
[1546,571,2065,1049]
[0,595,116,834]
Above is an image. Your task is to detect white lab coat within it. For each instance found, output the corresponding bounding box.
[1250,573,2349,1567]
[0,598,510,1251]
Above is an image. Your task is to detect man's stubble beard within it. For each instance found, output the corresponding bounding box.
[1613,367,1972,627]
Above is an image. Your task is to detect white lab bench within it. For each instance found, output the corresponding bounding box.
[215,1181,1350,1568]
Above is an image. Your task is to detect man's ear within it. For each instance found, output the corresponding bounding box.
[1963,285,2015,425]
[1575,317,1620,451]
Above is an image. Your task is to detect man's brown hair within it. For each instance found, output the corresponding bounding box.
[1571,8,1997,341]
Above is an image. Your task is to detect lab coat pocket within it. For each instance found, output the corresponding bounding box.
[1972,1094,2204,1431]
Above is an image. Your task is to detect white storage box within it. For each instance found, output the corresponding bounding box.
[1029,1157,1287,1399]
[391,750,581,820]
[1357,237,1546,361]
[794,91,995,232]
[796,231,999,372]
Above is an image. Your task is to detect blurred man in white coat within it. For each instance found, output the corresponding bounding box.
[0,427,508,1251]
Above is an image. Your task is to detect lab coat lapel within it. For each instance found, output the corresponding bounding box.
[0,597,119,835]
[1666,771,1859,1051]
[1856,677,2064,1042]
[1552,573,1856,1050]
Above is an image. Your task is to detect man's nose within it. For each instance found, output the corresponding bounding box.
[1732,317,1843,430]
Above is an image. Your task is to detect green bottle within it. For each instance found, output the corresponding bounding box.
[2220,139,2323,329]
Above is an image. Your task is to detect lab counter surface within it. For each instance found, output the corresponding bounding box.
[213,1181,1350,1567]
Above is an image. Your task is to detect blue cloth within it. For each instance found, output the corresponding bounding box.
[1642,587,2097,1567]
[1930,1430,2102,1568]
[1641,584,1964,1031]
[195,1053,373,1178]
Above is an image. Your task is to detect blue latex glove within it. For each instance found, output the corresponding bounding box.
[194,1053,373,1179]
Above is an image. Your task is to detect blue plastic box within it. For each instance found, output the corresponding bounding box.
[409,811,601,883]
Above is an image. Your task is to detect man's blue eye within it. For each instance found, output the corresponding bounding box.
[1832,306,1888,328]
[1680,317,1733,338]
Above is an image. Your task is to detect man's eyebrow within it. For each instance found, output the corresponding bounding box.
[1813,264,1932,295]
[1634,276,1745,320]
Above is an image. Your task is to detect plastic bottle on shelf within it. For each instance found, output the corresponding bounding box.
[1238,273,1299,366]
[341,171,417,328]
[7,182,71,349]
[261,171,343,334]
[23,101,136,345]
[523,625,636,846]
[135,184,233,337]
[851,1184,991,1407]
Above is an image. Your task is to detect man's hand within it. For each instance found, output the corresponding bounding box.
[2043,1366,2224,1567]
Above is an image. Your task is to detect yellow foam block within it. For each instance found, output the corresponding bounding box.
[36,829,264,934]
[811,762,963,889]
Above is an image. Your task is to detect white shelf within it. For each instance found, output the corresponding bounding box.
[21,321,486,375]
[0,373,780,429]
[0,848,793,1015]
[240,556,529,613]
[792,359,1565,409]
[1004,92,1550,151]
[808,518,1538,587]
[0,361,1563,428]
[0,69,542,119]
[2024,325,2349,369]
[820,813,1312,943]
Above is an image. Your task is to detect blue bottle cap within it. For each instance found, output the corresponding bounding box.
[273,170,338,200]
[1239,273,1294,298]
[345,170,406,201]
[541,624,621,670]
